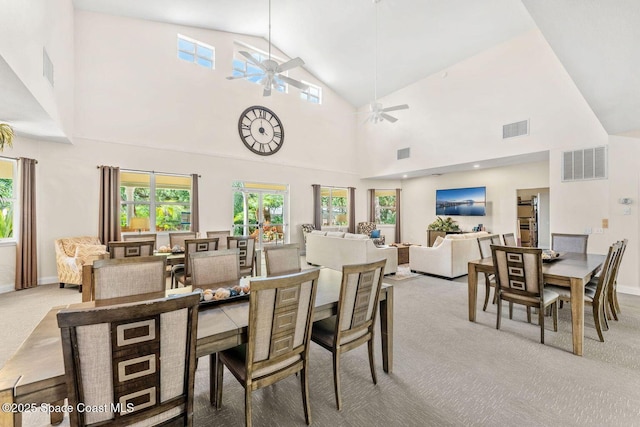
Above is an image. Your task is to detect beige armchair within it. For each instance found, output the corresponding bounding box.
[55,236,107,290]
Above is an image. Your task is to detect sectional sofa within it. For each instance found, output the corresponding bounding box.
[305,231,398,275]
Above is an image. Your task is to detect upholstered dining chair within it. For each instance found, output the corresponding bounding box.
[212,268,321,427]
[502,233,518,246]
[173,238,219,288]
[602,239,628,320]
[206,230,231,250]
[476,235,498,311]
[57,292,200,426]
[547,242,620,342]
[551,233,589,254]
[491,245,559,344]
[190,249,240,286]
[91,256,167,301]
[311,259,386,410]
[169,231,198,250]
[122,232,158,249]
[264,243,301,277]
[108,240,155,258]
[227,236,256,277]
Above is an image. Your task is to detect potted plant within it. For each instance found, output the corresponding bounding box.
[428,216,460,232]
[0,123,14,151]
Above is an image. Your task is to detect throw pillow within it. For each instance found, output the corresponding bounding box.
[433,236,445,247]
[370,229,381,238]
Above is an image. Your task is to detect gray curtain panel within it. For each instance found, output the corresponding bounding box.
[98,166,121,244]
[15,158,38,290]
[191,173,199,233]
[312,184,321,230]
[368,189,375,223]
[395,188,402,244]
[348,187,356,234]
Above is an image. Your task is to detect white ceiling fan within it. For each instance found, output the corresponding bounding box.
[226,0,309,96]
[366,0,409,124]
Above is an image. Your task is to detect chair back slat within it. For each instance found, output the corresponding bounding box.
[264,244,301,277]
[108,240,155,259]
[502,233,517,246]
[190,249,240,286]
[491,245,543,297]
[337,260,386,337]
[57,293,200,426]
[92,256,166,300]
[593,242,620,301]
[551,233,589,254]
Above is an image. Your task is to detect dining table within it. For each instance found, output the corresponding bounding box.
[0,268,393,427]
[467,251,605,356]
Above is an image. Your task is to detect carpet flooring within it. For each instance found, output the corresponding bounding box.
[2,269,640,426]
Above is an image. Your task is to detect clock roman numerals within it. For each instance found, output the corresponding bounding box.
[238,106,284,156]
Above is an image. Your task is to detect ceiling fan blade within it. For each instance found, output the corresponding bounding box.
[239,51,266,70]
[380,113,398,123]
[278,75,309,90]
[382,104,409,113]
[277,57,305,73]
[226,73,262,80]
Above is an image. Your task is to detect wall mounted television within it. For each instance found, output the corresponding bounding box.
[435,186,486,216]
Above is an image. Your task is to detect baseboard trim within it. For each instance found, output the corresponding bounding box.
[0,284,13,294]
[618,285,640,296]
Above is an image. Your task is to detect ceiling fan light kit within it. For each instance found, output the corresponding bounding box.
[226,0,308,96]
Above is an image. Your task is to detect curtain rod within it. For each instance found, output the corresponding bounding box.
[0,154,38,163]
[97,166,200,178]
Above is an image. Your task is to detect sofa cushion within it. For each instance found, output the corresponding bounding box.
[433,236,445,247]
[310,230,327,236]
[326,231,345,238]
[344,233,369,240]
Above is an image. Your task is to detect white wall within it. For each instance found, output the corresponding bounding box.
[402,161,549,246]
[0,0,75,138]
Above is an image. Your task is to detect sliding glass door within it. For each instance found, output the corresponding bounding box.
[232,182,288,248]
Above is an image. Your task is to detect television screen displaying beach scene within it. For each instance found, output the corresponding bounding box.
[435,186,486,216]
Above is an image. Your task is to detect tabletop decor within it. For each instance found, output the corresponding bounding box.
[428,216,460,232]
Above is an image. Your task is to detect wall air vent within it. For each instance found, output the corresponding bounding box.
[502,120,529,139]
[397,147,410,160]
[562,146,607,182]
[43,48,54,87]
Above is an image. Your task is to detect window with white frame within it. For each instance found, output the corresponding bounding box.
[231,49,287,93]
[120,171,193,232]
[374,189,396,225]
[321,187,349,227]
[0,158,16,241]
[177,34,215,69]
[300,81,322,104]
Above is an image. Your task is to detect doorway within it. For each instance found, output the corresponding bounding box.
[516,187,550,248]
[232,181,288,249]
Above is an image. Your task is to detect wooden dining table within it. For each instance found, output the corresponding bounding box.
[0,268,393,427]
[468,251,605,356]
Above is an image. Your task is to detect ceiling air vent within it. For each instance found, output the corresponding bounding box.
[503,120,529,139]
[397,147,410,160]
[43,48,54,87]
[562,146,607,182]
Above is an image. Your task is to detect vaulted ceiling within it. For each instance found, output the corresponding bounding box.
[72,0,640,136]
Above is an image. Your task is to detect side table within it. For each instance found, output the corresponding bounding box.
[391,243,415,265]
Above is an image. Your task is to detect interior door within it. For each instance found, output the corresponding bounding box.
[232,186,287,249]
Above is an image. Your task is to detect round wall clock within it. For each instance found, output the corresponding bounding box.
[238,106,284,156]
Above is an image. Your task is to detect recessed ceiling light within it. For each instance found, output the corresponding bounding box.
[473,164,480,168]
[402,174,408,178]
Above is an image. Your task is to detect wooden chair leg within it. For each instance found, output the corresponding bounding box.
[215,354,224,409]
[613,283,621,314]
[367,338,377,385]
[552,302,558,332]
[496,299,502,330]
[333,351,342,410]
[593,302,605,342]
[245,386,252,427]
[300,367,311,425]
[539,304,545,344]
[482,276,491,311]
[526,307,532,324]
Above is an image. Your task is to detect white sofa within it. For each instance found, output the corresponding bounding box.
[305,231,398,275]
[409,231,489,279]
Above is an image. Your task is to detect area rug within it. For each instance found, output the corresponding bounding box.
[384,264,421,281]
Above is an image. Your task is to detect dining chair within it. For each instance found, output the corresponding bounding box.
[476,235,498,311]
[206,230,231,250]
[547,242,620,342]
[57,292,200,426]
[264,243,301,276]
[551,233,589,253]
[311,259,386,410]
[190,249,240,286]
[169,231,198,250]
[502,233,518,246]
[173,238,219,288]
[491,245,559,344]
[212,268,321,427]
[107,240,155,258]
[227,236,256,277]
[122,232,158,249]
[92,256,167,301]
[605,238,628,320]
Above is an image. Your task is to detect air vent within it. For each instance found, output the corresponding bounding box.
[562,146,607,182]
[502,120,529,139]
[397,147,410,160]
[43,48,54,87]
